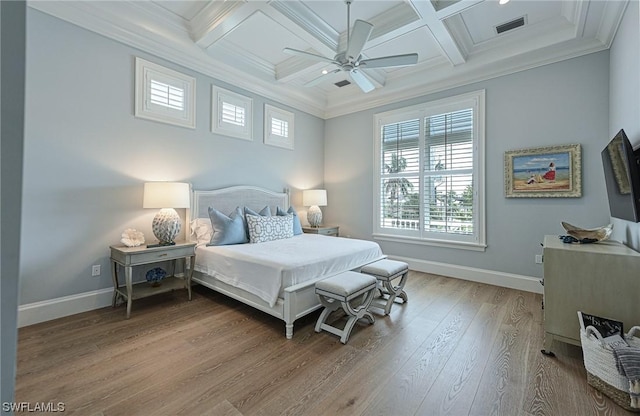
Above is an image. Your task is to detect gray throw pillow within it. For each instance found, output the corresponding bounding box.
[207,206,249,246]
[246,213,294,243]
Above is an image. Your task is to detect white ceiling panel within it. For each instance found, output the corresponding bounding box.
[304,1,404,33]
[460,0,563,44]
[363,26,440,67]
[219,11,311,67]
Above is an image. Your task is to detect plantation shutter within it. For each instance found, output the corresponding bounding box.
[379,119,420,230]
[149,78,185,111]
[423,108,474,235]
[221,101,246,127]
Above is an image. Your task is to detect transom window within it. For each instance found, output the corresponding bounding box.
[134,57,196,129]
[264,104,294,150]
[212,86,253,141]
[374,90,486,250]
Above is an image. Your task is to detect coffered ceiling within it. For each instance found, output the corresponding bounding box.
[29,0,628,119]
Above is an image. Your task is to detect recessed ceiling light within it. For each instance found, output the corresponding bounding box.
[322,69,328,75]
[499,0,510,4]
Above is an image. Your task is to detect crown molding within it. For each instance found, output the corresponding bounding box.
[27,0,627,121]
[596,0,629,48]
[323,36,608,119]
[28,1,327,118]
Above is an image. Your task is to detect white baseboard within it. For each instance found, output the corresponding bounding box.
[18,262,540,328]
[388,255,543,294]
[18,288,114,328]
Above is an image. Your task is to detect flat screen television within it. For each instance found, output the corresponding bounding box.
[601,129,640,222]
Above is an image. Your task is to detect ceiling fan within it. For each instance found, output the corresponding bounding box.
[283,0,418,93]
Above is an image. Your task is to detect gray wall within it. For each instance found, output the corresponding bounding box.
[21,9,325,305]
[325,51,611,279]
[1,0,25,407]
[609,0,640,250]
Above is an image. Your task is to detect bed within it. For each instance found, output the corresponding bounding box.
[187,185,385,339]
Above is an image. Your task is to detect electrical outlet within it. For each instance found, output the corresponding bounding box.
[535,255,543,264]
[91,265,101,276]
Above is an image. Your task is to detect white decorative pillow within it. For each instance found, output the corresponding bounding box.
[190,218,213,244]
[246,213,294,244]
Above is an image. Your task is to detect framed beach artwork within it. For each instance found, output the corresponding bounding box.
[504,144,582,198]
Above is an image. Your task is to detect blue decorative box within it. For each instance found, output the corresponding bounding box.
[145,267,167,287]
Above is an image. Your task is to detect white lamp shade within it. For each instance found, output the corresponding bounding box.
[303,189,327,207]
[143,182,190,208]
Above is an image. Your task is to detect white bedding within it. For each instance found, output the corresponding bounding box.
[194,234,384,307]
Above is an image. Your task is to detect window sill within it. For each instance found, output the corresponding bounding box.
[373,233,487,252]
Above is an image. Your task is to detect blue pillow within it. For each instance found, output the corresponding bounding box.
[243,206,271,239]
[207,206,249,246]
[244,205,271,217]
[276,206,302,235]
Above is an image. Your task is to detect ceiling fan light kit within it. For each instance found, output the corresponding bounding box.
[283,0,418,93]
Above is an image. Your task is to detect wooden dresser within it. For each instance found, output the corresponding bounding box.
[541,235,640,355]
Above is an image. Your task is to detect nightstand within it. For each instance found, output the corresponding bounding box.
[110,241,196,318]
[302,225,339,237]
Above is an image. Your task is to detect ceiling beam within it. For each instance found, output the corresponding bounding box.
[190,1,265,48]
[434,0,485,21]
[407,0,466,66]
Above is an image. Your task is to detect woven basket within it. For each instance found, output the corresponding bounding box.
[580,324,640,412]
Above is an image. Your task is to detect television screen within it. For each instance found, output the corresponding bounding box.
[601,129,640,222]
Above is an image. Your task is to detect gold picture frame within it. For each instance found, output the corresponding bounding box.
[504,144,582,198]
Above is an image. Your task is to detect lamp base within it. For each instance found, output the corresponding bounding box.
[307,205,323,227]
[151,208,181,246]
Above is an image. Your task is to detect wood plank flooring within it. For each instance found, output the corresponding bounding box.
[15,271,634,416]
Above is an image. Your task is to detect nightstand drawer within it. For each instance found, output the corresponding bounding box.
[111,244,195,266]
[302,226,339,237]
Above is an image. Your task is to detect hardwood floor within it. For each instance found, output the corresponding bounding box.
[16,271,634,416]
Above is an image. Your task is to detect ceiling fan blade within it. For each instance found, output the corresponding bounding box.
[346,20,373,61]
[359,53,419,69]
[283,48,336,64]
[305,69,341,87]
[349,69,375,93]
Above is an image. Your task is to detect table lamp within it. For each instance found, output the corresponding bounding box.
[143,182,190,247]
[303,189,327,227]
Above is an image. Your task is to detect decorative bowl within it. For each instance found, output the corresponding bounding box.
[561,222,613,243]
[145,267,167,287]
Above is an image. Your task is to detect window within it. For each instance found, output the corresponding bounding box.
[134,57,196,129]
[264,104,294,150]
[374,90,485,250]
[211,86,253,141]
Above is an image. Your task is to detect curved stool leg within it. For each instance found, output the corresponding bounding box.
[315,296,339,333]
[376,270,407,315]
[338,288,376,344]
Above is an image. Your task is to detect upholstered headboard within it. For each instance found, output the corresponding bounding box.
[188,185,289,227]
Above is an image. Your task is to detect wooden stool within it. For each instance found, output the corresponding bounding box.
[361,259,409,315]
[314,271,377,344]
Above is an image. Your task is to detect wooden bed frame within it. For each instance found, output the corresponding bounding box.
[187,185,346,339]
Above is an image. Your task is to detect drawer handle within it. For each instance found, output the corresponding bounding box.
[158,253,168,257]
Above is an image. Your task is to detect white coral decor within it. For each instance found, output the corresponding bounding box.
[121,228,145,247]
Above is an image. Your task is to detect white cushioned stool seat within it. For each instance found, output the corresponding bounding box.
[361,259,409,315]
[315,271,376,344]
